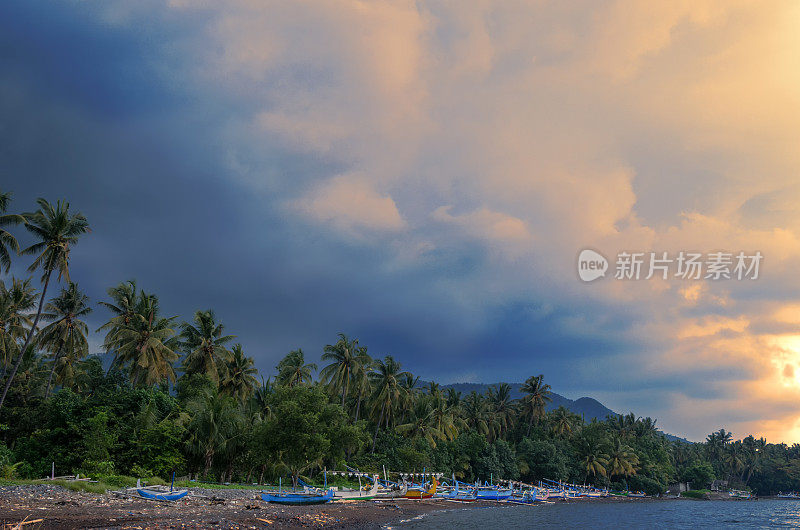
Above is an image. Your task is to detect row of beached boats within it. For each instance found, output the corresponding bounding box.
[131,472,649,506]
[258,474,639,506]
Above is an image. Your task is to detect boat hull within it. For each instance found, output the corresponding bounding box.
[137,489,188,501]
[404,479,438,499]
[261,491,333,505]
[476,488,513,501]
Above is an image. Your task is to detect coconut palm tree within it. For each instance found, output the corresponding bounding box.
[520,374,552,436]
[38,283,91,398]
[579,437,609,480]
[607,438,639,479]
[251,376,274,421]
[0,278,36,376]
[351,346,373,421]
[0,198,90,410]
[180,310,235,384]
[429,397,464,442]
[110,293,179,387]
[0,190,25,274]
[97,280,140,370]
[462,391,490,436]
[370,355,409,451]
[396,396,447,448]
[276,348,317,388]
[551,406,581,438]
[186,388,245,478]
[320,333,360,407]
[488,383,515,439]
[220,344,259,400]
[444,388,461,408]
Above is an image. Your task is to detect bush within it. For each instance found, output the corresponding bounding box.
[682,489,710,499]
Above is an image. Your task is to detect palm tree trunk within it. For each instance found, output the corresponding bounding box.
[0,270,52,410]
[355,394,362,422]
[45,340,65,399]
[341,368,349,408]
[372,403,385,453]
[203,449,214,479]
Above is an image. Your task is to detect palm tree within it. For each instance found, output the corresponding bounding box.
[186,388,245,478]
[0,198,89,410]
[462,391,490,436]
[520,374,552,436]
[97,280,140,371]
[370,355,409,451]
[0,278,36,376]
[607,438,639,479]
[488,383,515,439]
[578,437,609,481]
[180,310,235,384]
[396,396,447,448]
[551,406,578,438]
[429,397,464,442]
[276,348,317,387]
[38,283,91,398]
[351,346,373,421]
[251,376,274,421]
[706,428,733,463]
[221,344,259,401]
[444,388,461,408]
[320,333,360,407]
[109,293,179,387]
[0,190,25,274]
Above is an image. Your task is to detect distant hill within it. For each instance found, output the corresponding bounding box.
[437,382,617,421]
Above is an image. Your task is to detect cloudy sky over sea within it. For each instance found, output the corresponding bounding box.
[4,1,800,441]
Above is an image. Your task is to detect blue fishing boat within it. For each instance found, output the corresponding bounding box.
[475,486,512,500]
[261,489,333,505]
[135,474,188,501]
[137,488,188,501]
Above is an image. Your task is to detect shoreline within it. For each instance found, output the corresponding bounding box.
[0,485,759,529]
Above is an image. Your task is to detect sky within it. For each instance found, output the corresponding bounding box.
[2,0,800,442]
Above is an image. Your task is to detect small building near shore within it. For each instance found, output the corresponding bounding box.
[666,482,691,494]
[710,480,728,491]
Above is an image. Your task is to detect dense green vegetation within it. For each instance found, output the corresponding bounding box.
[1,189,800,495]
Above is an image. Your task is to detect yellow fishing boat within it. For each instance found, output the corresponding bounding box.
[404,478,437,499]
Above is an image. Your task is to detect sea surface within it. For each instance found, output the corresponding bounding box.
[394,499,800,529]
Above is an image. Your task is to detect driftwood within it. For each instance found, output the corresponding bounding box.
[4,515,44,529]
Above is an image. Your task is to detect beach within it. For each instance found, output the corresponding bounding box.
[0,484,458,529]
[0,484,703,529]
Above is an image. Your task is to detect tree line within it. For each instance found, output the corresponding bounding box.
[1,189,800,494]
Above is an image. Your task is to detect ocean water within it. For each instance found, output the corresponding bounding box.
[394,499,800,529]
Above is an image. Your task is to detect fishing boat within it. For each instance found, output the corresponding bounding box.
[404,478,438,499]
[626,491,647,498]
[580,490,605,498]
[330,475,380,500]
[729,489,751,499]
[376,481,408,499]
[439,480,477,501]
[261,489,334,505]
[777,492,800,499]
[135,477,188,501]
[137,487,189,501]
[475,485,513,501]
